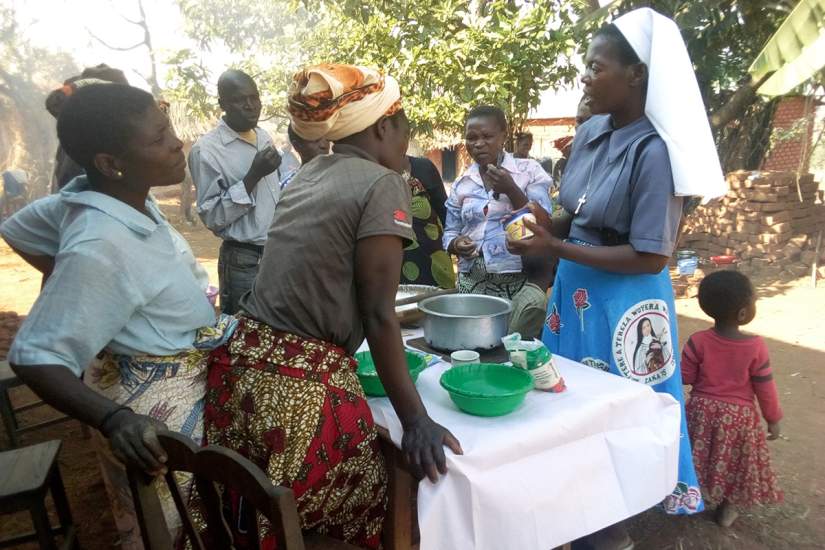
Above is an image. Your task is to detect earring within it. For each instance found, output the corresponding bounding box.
[115,171,123,178]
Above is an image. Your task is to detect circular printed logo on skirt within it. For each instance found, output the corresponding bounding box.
[580,357,610,372]
[612,299,676,385]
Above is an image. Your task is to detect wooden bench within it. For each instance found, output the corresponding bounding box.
[0,439,78,549]
[0,360,70,449]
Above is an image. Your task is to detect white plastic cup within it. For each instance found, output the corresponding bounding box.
[450,350,480,367]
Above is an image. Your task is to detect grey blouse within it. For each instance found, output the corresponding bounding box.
[559,115,683,256]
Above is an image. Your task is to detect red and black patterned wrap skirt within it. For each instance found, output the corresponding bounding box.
[204,315,387,549]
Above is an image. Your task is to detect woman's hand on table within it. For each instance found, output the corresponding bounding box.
[402,415,463,482]
[103,408,170,476]
[449,236,478,258]
[506,202,560,257]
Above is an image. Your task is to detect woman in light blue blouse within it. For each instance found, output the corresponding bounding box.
[443,105,552,299]
[1,84,233,548]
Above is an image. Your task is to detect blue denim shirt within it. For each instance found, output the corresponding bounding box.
[443,153,552,273]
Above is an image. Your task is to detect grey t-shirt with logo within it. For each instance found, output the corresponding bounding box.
[240,143,414,354]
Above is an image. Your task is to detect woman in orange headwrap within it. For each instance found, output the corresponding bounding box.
[203,64,461,549]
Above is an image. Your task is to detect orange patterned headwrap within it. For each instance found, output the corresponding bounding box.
[288,64,402,141]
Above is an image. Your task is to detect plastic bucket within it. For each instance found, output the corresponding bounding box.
[676,250,698,276]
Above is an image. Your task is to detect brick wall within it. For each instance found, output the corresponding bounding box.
[762,95,816,173]
[679,171,825,279]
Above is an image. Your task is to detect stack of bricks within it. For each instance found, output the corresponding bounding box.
[678,170,825,281]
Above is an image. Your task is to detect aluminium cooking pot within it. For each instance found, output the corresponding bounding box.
[417,294,512,352]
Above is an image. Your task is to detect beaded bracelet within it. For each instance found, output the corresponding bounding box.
[99,405,134,435]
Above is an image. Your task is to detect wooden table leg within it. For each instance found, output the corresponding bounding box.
[377,428,417,550]
[49,466,75,534]
[29,499,57,550]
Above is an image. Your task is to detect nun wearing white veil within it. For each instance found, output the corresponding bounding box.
[509,7,722,545]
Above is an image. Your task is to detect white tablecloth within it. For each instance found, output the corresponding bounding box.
[366,351,681,550]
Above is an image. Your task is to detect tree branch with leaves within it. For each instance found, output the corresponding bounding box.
[168,0,579,148]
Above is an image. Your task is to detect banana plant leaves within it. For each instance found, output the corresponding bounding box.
[748,0,825,96]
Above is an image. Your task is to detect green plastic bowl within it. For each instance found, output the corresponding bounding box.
[355,350,428,396]
[440,363,534,417]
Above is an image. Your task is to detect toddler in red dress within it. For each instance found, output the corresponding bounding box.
[682,271,783,527]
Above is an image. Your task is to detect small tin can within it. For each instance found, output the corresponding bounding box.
[505,208,536,240]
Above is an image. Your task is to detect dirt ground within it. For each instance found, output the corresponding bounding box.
[0,197,823,549]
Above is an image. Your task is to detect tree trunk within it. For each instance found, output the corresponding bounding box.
[137,0,162,96]
[709,73,772,131]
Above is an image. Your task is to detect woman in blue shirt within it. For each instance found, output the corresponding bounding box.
[443,105,552,298]
[510,9,727,549]
[2,84,233,548]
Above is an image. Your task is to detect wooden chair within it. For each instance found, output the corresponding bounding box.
[128,430,359,550]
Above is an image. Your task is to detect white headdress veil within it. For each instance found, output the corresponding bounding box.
[614,8,727,202]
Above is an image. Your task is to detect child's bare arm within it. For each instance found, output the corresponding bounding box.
[680,335,700,385]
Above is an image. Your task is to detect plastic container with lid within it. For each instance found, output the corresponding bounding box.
[504,207,536,241]
[676,250,698,276]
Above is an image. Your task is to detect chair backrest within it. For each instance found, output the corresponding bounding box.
[128,430,306,550]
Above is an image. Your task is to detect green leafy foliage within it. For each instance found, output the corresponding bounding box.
[168,0,801,167]
[573,0,796,170]
[167,0,579,147]
[575,0,794,113]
